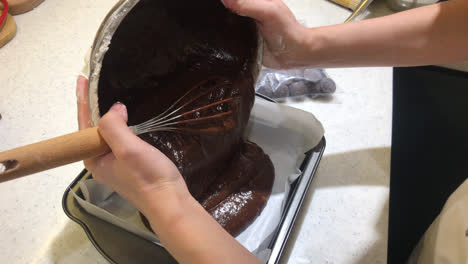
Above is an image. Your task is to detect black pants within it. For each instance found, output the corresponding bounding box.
[388,66,468,263]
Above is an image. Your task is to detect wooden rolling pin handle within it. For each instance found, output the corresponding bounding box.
[0,127,110,183]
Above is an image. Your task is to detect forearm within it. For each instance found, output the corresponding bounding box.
[139,185,261,264]
[301,0,468,68]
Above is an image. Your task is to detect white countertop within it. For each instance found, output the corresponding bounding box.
[0,0,392,263]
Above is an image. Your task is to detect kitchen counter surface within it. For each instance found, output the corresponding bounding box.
[0,0,392,263]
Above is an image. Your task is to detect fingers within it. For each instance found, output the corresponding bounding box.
[98,103,148,162]
[85,153,117,182]
[77,76,91,130]
[222,0,272,21]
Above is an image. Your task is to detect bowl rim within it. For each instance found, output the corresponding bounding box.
[87,0,264,126]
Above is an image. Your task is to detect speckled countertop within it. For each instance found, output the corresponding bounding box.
[0,0,392,263]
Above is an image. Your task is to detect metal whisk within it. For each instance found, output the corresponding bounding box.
[129,77,237,136]
[0,77,239,182]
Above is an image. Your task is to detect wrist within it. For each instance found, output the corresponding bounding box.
[278,24,322,68]
[136,179,193,232]
[294,25,317,66]
[296,26,326,68]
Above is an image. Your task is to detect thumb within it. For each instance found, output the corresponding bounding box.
[98,102,146,160]
[221,0,269,21]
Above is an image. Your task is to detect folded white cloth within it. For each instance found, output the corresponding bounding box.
[409,178,468,264]
[439,61,468,73]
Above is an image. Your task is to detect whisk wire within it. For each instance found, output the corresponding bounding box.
[133,78,230,131]
[145,77,228,123]
[129,77,235,136]
[136,97,234,132]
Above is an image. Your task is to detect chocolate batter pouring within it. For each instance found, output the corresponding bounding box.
[98,0,274,236]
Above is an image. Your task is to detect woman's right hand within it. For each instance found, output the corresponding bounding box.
[222,0,311,69]
[77,76,261,264]
[76,76,189,219]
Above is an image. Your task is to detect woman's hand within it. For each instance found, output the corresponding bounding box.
[222,0,310,68]
[224,0,468,68]
[76,76,261,264]
[76,76,189,217]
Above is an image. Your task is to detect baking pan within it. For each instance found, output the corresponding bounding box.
[62,95,326,264]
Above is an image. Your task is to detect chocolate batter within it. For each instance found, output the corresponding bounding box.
[98,0,274,236]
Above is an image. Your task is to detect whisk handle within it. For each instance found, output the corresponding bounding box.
[0,127,110,183]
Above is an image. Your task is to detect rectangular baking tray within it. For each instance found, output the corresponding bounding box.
[62,95,326,264]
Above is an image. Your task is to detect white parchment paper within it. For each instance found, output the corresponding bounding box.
[73,98,324,262]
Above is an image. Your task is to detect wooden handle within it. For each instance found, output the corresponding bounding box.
[0,127,110,183]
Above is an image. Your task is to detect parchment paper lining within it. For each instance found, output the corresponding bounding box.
[73,98,324,262]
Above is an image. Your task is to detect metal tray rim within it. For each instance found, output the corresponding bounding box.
[62,94,326,263]
[62,137,325,264]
